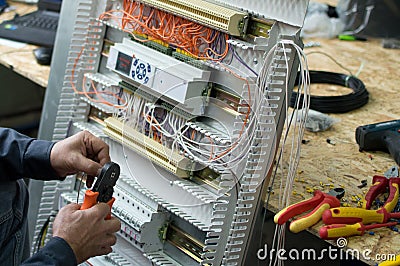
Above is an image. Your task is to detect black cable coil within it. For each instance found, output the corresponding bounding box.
[290,70,369,113]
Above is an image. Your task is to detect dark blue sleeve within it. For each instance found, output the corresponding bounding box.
[22,237,78,266]
[0,127,62,181]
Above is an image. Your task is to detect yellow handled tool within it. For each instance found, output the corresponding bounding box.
[378,255,400,266]
[274,190,341,233]
[322,207,387,225]
[323,178,400,225]
[319,221,397,239]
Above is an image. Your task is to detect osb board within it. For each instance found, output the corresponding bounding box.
[266,38,400,265]
[0,2,50,87]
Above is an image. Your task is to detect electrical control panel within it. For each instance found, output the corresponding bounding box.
[107,38,211,111]
[29,0,309,265]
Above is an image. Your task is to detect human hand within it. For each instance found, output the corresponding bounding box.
[50,131,110,186]
[52,203,121,264]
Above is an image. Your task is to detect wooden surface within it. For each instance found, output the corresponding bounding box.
[266,37,400,265]
[0,1,50,87]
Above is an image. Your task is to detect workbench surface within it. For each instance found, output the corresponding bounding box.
[266,37,400,265]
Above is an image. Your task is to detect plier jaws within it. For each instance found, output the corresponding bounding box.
[80,162,120,220]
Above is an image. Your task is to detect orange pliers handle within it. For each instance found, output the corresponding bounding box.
[78,162,120,220]
[80,190,115,220]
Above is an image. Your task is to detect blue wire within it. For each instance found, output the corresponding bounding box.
[230,46,258,76]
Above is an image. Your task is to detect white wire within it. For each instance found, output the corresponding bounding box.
[266,39,310,266]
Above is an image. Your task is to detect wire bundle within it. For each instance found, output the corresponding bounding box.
[120,98,257,170]
[70,46,128,109]
[290,70,369,113]
[98,0,229,61]
[258,40,311,266]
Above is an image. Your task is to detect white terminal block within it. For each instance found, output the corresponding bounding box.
[107,38,211,105]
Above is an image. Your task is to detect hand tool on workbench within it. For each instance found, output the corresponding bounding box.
[356,119,400,166]
[363,166,399,209]
[319,167,400,239]
[274,188,343,233]
[322,167,400,225]
[319,221,398,240]
[80,162,120,219]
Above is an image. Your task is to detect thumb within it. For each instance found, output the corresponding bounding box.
[74,154,102,177]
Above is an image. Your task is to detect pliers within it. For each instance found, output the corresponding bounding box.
[274,189,343,233]
[322,166,400,225]
[80,162,120,219]
[363,166,399,211]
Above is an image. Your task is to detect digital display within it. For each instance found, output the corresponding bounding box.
[115,52,132,76]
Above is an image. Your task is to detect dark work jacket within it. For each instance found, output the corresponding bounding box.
[0,128,77,266]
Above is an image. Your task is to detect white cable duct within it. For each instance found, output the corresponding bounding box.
[265,40,310,266]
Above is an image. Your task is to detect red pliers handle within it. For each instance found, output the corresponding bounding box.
[363,176,400,212]
[363,175,388,209]
[274,190,341,233]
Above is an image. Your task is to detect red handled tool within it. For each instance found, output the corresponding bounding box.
[362,175,389,209]
[319,221,398,239]
[80,162,120,219]
[323,178,400,225]
[274,190,341,233]
[363,166,399,210]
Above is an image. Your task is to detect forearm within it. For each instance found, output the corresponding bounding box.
[0,128,61,181]
[22,237,77,266]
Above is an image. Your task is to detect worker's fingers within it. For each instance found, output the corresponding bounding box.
[83,131,111,166]
[102,234,117,247]
[84,204,121,232]
[50,130,111,178]
[72,154,102,177]
[104,217,121,233]
[109,234,117,246]
[85,202,111,220]
[99,246,113,256]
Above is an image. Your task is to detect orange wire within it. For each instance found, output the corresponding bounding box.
[98,4,229,61]
[99,4,253,160]
[206,136,214,161]
[70,29,127,109]
[212,62,252,160]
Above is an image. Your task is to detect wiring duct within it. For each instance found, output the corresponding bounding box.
[259,40,311,266]
[70,32,311,214]
[118,74,257,196]
[70,5,311,263]
[69,31,254,177]
[70,0,234,111]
